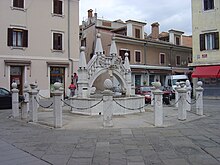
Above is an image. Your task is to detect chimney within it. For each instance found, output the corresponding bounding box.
[88,9,93,18]
[151,22,159,39]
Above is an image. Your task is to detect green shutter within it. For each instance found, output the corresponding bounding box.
[7,28,13,46]
[214,32,219,49]
[23,30,28,47]
[200,34,205,51]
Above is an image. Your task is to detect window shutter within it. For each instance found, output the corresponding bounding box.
[58,1,62,14]
[54,0,58,14]
[53,33,57,50]
[200,34,205,51]
[7,28,13,46]
[23,30,28,47]
[214,32,219,49]
[20,0,24,8]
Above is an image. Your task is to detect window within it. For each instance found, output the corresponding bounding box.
[175,36,180,45]
[176,56,181,65]
[200,32,219,51]
[204,0,214,10]
[53,0,63,15]
[7,28,28,47]
[160,53,165,64]
[53,32,63,51]
[135,29,140,38]
[119,50,130,61]
[135,51,141,63]
[13,0,24,8]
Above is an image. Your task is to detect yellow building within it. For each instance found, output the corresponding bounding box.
[191,0,220,97]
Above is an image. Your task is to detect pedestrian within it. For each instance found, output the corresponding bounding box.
[69,81,76,97]
[73,72,78,88]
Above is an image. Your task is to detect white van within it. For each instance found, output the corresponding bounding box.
[164,75,189,97]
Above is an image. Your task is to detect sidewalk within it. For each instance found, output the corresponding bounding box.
[0,99,220,165]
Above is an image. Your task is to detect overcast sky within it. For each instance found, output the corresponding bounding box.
[79,0,192,35]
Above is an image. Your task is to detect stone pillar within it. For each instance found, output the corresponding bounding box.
[185,80,192,111]
[152,82,163,127]
[102,79,114,127]
[151,86,156,106]
[34,81,40,110]
[82,87,88,98]
[177,82,187,121]
[196,81,204,116]
[175,82,181,108]
[28,84,39,122]
[11,82,19,118]
[131,84,135,96]
[52,82,63,128]
[21,83,29,120]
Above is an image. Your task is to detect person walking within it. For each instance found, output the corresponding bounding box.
[69,81,76,97]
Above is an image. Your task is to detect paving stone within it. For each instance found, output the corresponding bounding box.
[67,157,92,165]
[204,147,220,158]
[162,158,190,165]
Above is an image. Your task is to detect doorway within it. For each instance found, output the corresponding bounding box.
[50,67,65,96]
[10,66,23,95]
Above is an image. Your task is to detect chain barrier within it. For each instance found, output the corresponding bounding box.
[38,94,51,99]
[34,97,53,108]
[186,94,200,105]
[168,96,182,107]
[61,99,103,110]
[113,98,146,111]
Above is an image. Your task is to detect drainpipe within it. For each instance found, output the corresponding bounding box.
[144,42,147,65]
[68,0,73,76]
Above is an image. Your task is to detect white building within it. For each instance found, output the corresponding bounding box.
[0,0,79,97]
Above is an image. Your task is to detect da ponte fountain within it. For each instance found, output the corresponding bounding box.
[69,34,145,115]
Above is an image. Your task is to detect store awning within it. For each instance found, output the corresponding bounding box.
[192,66,220,78]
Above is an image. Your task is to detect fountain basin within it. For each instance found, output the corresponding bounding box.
[69,96,145,116]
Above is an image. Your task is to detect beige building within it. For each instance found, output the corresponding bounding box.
[0,0,79,97]
[191,0,220,97]
[80,9,192,87]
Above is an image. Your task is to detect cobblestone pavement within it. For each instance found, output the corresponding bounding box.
[0,99,220,165]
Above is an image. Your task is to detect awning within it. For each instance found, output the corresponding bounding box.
[192,66,220,78]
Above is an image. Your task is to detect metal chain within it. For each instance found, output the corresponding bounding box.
[186,94,200,105]
[168,96,182,107]
[113,99,146,111]
[34,97,53,108]
[61,99,103,110]
[38,94,51,99]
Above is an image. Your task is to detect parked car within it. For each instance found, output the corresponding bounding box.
[0,87,24,109]
[135,86,152,104]
[135,86,172,105]
[0,87,12,109]
[160,86,172,105]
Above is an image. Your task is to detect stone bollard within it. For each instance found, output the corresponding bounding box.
[177,82,187,121]
[28,83,39,122]
[52,82,63,128]
[11,82,19,118]
[152,82,163,127]
[175,82,181,108]
[131,84,135,96]
[196,81,204,116]
[21,83,29,120]
[151,85,156,106]
[82,87,88,98]
[102,79,114,127]
[35,81,40,110]
[185,80,192,111]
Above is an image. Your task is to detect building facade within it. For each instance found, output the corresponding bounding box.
[191,0,220,97]
[80,9,192,87]
[0,0,79,97]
